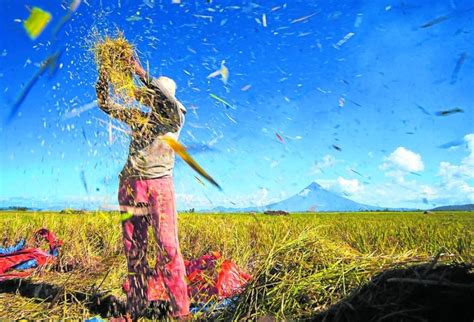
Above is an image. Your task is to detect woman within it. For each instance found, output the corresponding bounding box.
[96,57,190,319]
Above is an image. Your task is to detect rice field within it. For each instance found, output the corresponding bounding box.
[0,211,472,320]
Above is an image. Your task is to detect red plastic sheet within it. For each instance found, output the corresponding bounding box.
[0,229,62,282]
[124,252,251,303]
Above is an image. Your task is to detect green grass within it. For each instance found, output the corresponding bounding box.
[0,211,472,319]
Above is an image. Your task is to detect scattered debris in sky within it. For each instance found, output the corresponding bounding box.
[241,84,252,91]
[415,104,431,116]
[23,7,52,40]
[8,51,62,123]
[94,117,131,135]
[354,13,363,28]
[435,108,464,116]
[194,176,206,187]
[126,15,143,22]
[51,0,82,40]
[420,15,450,29]
[338,97,345,108]
[160,135,222,190]
[275,132,285,144]
[143,0,155,9]
[224,112,237,124]
[291,12,317,24]
[349,99,361,107]
[437,139,464,149]
[209,93,235,109]
[207,60,229,84]
[80,170,89,193]
[62,100,97,119]
[333,32,355,49]
[450,52,468,84]
[108,120,113,145]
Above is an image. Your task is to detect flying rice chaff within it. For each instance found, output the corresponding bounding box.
[160,135,222,190]
[23,7,52,40]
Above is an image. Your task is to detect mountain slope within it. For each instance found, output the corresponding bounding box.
[258,182,382,212]
[210,182,383,212]
[430,204,474,211]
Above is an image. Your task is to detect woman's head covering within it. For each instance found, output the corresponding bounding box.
[153,76,186,113]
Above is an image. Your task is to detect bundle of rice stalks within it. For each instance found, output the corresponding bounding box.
[93,34,136,100]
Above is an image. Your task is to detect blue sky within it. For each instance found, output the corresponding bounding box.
[0,0,473,210]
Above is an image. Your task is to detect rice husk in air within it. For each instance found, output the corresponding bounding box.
[94,35,136,100]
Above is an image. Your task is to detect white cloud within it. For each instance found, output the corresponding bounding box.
[355,135,474,207]
[420,185,437,198]
[255,188,269,206]
[317,177,363,196]
[437,133,474,201]
[337,177,362,195]
[382,147,424,173]
[177,186,290,210]
[299,188,310,197]
[176,193,212,209]
[223,188,278,208]
[439,134,474,180]
[309,154,338,175]
[316,180,334,191]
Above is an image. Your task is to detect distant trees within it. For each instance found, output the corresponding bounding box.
[0,206,31,211]
[264,210,289,216]
[60,209,86,214]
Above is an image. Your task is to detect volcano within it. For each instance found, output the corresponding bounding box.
[211,182,383,212]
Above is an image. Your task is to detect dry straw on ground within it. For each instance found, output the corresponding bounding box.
[0,211,472,320]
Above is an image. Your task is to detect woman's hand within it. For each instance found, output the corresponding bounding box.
[132,56,147,79]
